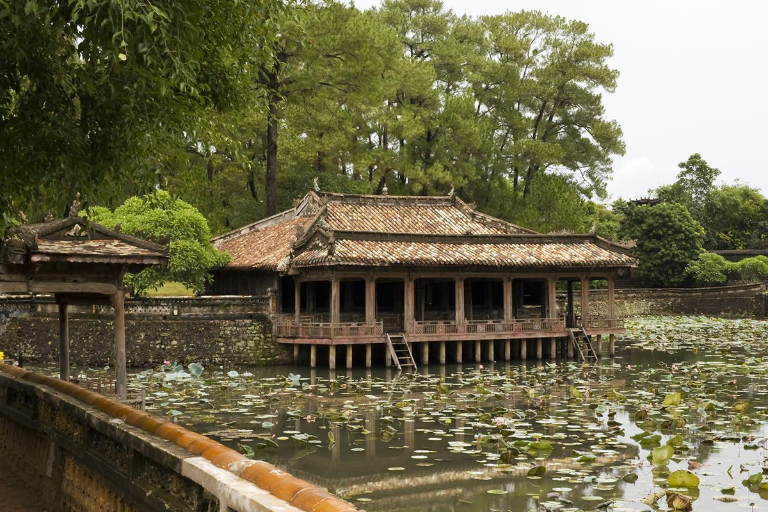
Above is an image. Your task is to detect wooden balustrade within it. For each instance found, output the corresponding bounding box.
[275,315,623,340]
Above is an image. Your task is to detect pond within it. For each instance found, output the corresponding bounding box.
[38,316,768,511]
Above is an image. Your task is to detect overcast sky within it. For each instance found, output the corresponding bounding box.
[348,0,768,201]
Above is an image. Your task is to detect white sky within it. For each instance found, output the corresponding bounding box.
[348,0,768,201]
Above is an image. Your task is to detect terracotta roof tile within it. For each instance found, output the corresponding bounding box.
[325,203,519,235]
[292,239,636,269]
[215,217,311,271]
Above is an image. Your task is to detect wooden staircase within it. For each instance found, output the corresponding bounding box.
[567,328,598,362]
[386,333,417,371]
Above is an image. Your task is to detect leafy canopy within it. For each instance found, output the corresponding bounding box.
[85,190,229,295]
[0,0,286,233]
[620,203,704,287]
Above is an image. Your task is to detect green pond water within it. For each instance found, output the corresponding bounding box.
[39,316,768,511]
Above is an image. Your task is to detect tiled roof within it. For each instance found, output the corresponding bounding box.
[324,202,524,235]
[33,239,166,262]
[215,217,312,271]
[214,191,636,271]
[291,237,636,269]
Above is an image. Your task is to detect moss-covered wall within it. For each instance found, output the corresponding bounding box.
[0,297,290,367]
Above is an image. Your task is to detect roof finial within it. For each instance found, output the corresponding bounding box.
[313,177,320,192]
[382,184,388,196]
[69,192,81,217]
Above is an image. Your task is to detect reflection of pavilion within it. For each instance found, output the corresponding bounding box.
[212,191,635,368]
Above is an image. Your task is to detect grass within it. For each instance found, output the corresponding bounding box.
[144,282,195,297]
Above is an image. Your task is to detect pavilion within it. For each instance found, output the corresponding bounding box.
[0,216,167,396]
[211,191,636,369]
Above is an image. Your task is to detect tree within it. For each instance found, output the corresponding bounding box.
[700,184,768,250]
[620,203,704,287]
[85,190,229,295]
[733,256,768,284]
[0,0,286,233]
[685,253,729,286]
[655,153,720,219]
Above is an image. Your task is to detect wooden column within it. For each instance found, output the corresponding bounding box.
[365,277,376,323]
[608,274,615,319]
[455,277,465,323]
[487,341,494,362]
[504,340,511,361]
[346,345,353,369]
[580,276,590,326]
[294,280,301,322]
[596,334,603,358]
[421,342,429,365]
[455,341,463,363]
[549,337,556,361]
[439,341,446,364]
[566,280,575,327]
[365,344,372,368]
[609,334,616,357]
[567,335,574,358]
[329,345,336,370]
[113,286,127,398]
[331,277,340,324]
[385,347,392,367]
[536,338,543,359]
[404,276,415,330]
[293,345,300,363]
[474,340,481,362]
[310,345,317,367]
[520,338,527,360]
[58,301,69,382]
[548,276,557,318]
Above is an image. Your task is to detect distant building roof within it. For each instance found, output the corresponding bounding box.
[213,191,636,272]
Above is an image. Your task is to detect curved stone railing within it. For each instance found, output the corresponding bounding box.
[0,364,357,512]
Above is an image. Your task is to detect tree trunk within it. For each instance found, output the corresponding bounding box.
[266,90,279,216]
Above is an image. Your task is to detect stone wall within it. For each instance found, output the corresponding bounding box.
[582,283,766,318]
[0,296,291,367]
[0,365,356,512]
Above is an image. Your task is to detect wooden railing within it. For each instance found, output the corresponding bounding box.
[275,318,384,339]
[407,317,566,336]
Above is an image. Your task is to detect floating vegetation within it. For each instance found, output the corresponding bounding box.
[38,316,768,511]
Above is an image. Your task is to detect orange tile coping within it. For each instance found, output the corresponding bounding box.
[0,364,359,512]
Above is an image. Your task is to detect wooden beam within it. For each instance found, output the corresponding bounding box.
[113,286,127,398]
[0,282,28,293]
[59,302,69,382]
[30,281,116,295]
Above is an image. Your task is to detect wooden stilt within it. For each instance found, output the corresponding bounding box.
[520,338,527,360]
[536,338,542,359]
[346,345,353,369]
[609,334,616,357]
[365,344,372,368]
[329,345,336,370]
[422,342,429,365]
[567,335,574,359]
[113,287,126,398]
[293,344,300,363]
[455,341,463,363]
[550,337,556,361]
[439,341,446,364]
[487,340,494,362]
[596,335,603,358]
[504,339,511,361]
[474,340,482,362]
[385,347,391,367]
[310,345,317,367]
[58,301,69,382]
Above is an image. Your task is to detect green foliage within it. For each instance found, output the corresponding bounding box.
[685,253,729,286]
[733,256,768,284]
[85,190,229,295]
[0,0,287,233]
[700,184,768,250]
[620,203,704,287]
